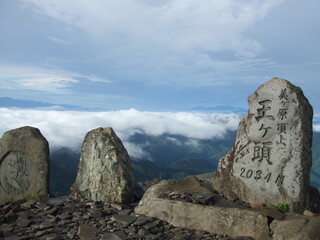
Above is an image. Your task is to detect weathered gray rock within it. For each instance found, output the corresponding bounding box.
[71,127,135,204]
[101,233,124,240]
[0,126,49,203]
[213,78,313,213]
[77,224,98,240]
[111,215,137,226]
[270,213,320,240]
[135,176,270,239]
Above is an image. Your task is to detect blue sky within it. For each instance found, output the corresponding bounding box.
[0,0,319,112]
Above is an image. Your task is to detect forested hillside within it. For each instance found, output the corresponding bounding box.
[129,131,236,167]
[50,131,320,196]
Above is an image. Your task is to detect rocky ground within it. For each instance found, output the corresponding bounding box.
[1,174,319,240]
[0,197,240,240]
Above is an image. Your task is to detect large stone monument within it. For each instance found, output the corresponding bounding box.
[213,78,313,213]
[0,126,50,203]
[71,127,135,204]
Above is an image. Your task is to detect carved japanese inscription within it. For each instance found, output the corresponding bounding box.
[0,151,30,195]
[213,78,313,213]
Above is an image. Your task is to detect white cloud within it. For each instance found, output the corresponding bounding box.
[166,137,182,146]
[0,65,110,92]
[314,125,320,132]
[314,114,320,132]
[185,139,200,148]
[0,108,242,158]
[10,0,297,89]
[23,0,283,58]
[15,77,78,91]
[85,75,110,83]
[125,142,152,160]
[19,0,288,88]
[48,36,73,45]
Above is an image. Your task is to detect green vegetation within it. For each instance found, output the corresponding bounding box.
[168,158,214,174]
[276,203,289,213]
[129,132,235,182]
[132,158,215,182]
[129,132,236,167]
[49,148,79,197]
[132,160,171,181]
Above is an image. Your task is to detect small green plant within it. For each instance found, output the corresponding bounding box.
[276,203,289,212]
[36,194,46,201]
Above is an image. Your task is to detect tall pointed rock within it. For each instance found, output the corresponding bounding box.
[213,78,313,213]
[71,127,135,203]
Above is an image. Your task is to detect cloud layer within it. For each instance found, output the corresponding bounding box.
[24,0,282,58]
[1,108,319,159]
[0,65,110,93]
[0,108,241,158]
[17,0,286,89]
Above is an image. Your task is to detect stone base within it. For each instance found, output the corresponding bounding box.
[135,176,271,239]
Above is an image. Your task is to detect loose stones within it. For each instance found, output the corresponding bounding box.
[71,127,135,204]
[0,198,236,240]
[0,126,50,203]
[213,78,313,213]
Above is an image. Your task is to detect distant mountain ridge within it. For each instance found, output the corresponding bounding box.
[190,105,246,114]
[128,132,236,167]
[49,131,320,196]
[132,158,215,183]
[1,97,249,114]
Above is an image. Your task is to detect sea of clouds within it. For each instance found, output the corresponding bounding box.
[0,108,242,159]
[1,108,319,159]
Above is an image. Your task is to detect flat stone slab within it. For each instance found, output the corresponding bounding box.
[135,176,270,239]
[213,78,313,213]
[77,224,98,240]
[111,215,137,227]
